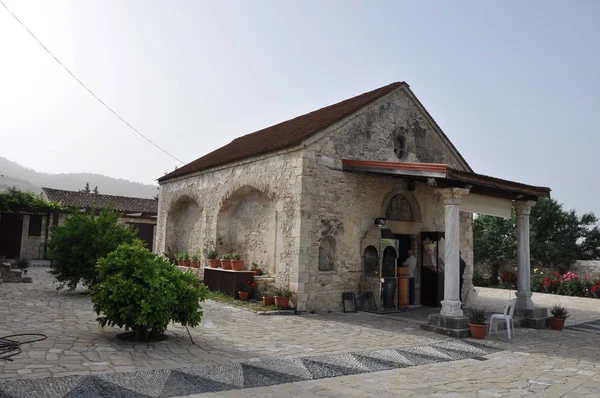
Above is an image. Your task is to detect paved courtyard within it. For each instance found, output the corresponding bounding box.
[1,268,600,397]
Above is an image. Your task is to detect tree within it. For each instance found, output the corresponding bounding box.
[474,198,600,272]
[80,182,91,194]
[93,186,99,194]
[47,209,138,290]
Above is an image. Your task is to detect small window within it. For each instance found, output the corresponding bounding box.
[52,212,59,226]
[394,136,406,160]
[28,215,42,237]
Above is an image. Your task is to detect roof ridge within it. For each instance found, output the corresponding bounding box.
[160,81,407,182]
[42,187,155,201]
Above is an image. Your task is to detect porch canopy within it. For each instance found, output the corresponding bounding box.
[342,159,551,318]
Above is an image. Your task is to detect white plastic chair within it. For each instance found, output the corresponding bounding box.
[488,298,517,339]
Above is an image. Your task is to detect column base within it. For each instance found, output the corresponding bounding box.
[440,299,463,317]
[518,307,549,329]
[420,314,470,338]
[515,291,534,310]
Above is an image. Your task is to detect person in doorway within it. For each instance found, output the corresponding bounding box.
[402,249,417,305]
[459,252,467,303]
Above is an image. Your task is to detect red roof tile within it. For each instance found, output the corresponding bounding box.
[42,188,157,215]
[159,82,407,182]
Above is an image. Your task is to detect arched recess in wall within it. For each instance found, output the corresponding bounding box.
[216,185,276,275]
[318,236,336,272]
[363,245,379,277]
[165,195,202,256]
[382,190,422,223]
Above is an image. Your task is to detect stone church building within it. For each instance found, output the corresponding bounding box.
[156,82,550,316]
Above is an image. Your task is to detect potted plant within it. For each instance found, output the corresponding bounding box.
[251,262,263,276]
[231,253,244,271]
[207,250,219,268]
[262,288,275,306]
[177,254,184,266]
[238,280,256,301]
[182,253,191,267]
[274,285,294,308]
[550,304,569,330]
[221,254,232,270]
[191,255,200,268]
[467,307,490,339]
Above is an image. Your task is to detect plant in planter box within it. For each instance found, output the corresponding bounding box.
[182,253,191,267]
[274,285,295,309]
[262,288,275,306]
[238,280,256,301]
[467,307,490,339]
[207,250,219,268]
[221,254,232,269]
[549,304,569,330]
[231,253,244,271]
[251,262,263,276]
[177,254,184,266]
[191,255,200,268]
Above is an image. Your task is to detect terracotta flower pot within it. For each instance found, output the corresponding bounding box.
[209,259,219,268]
[182,259,191,267]
[221,259,232,270]
[263,296,274,306]
[191,261,200,268]
[468,323,488,340]
[177,260,183,266]
[238,291,249,301]
[231,260,244,271]
[274,296,290,308]
[550,318,566,331]
[252,269,261,276]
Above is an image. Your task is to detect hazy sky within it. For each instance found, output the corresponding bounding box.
[1,1,599,215]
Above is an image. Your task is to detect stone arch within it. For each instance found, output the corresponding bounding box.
[318,236,336,272]
[382,189,422,223]
[165,194,202,256]
[216,185,276,275]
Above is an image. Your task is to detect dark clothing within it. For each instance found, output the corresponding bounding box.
[409,277,415,305]
[459,257,467,301]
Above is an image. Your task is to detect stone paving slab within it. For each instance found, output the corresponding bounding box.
[0,340,499,397]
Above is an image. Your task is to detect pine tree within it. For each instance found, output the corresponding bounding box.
[93,186,99,194]
[80,182,91,194]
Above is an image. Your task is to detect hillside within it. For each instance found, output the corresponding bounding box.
[0,157,158,199]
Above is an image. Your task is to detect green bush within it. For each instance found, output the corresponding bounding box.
[91,242,208,339]
[47,210,137,290]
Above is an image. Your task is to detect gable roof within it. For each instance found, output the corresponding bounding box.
[42,188,157,215]
[159,81,470,182]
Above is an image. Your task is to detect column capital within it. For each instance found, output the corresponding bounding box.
[435,188,470,205]
[514,200,535,216]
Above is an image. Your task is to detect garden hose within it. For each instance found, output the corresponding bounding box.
[0,334,47,361]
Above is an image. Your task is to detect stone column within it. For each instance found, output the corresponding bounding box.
[515,201,535,310]
[437,188,470,317]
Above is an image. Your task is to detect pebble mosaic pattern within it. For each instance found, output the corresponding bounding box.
[566,319,600,334]
[0,340,499,398]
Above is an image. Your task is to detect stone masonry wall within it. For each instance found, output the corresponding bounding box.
[156,151,304,288]
[297,87,473,312]
[19,214,48,260]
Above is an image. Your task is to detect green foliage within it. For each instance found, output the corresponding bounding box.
[0,187,63,212]
[475,198,600,271]
[231,253,241,260]
[222,253,231,260]
[47,210,137,290]
[467,307,490,325]
[274,285,295,297]
[183,253,189,260]
[550,304,569,319]
[91,242,208,337]
[202,240,218,263]
[191,255,199,261]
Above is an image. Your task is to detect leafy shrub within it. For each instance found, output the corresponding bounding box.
[47,210,137,290]
[231,253,241,261]
[91,242,208,339]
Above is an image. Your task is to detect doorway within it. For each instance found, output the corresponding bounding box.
[0,213,23,259]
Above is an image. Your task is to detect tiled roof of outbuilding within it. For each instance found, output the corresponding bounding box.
[42,188,157,215]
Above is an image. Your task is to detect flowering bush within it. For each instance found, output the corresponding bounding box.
[530,269,600,298]
[500,271,517,283]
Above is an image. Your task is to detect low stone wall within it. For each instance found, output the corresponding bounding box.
[572,260,600,276]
